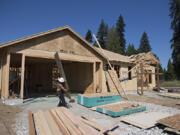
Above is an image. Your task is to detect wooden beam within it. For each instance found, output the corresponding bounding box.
[20,54,25,99]
[99,62,103,92]
[93,62,96,93]
[140,63,144,95]
[156,64,160,92]
[9,49,101,63]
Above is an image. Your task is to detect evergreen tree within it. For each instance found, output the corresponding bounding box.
[96,19,108,48]
[138,32,152,53]
[116,15,126,54]
[169,0,180,79]
[126,44,138,56]
[106,26,121,53]
[165,59,176,80]
[85,29,93,44]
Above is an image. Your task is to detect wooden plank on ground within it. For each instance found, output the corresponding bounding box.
[60,107,97,135]
[81,115,116,135]
[29,111,36,135]
[34,112,46,135]
[0,121,11,135]
[97,118,122,135]
[164,127,180,134]
[157,114,180,131]
[55,108,81,135]
[49,110,71,135]
[121,112,171,129]
[44,111,63,135]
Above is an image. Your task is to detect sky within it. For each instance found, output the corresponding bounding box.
[0,0,172,69]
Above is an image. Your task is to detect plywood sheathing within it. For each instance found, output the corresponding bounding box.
[96,48,131,63]
[63,62,93,93]
[157,114,180,131]
[0,26,106,62]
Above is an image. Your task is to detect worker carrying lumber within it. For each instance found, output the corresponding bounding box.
[56,77,74,107]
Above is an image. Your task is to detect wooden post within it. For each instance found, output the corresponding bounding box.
[2,53,11,98]
[93,62,96,93]
[140,63,144,95]
[156,63,160,92]
[20,54,25,99]
[99,62,103,92]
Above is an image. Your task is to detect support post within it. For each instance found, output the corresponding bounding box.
[140,63,144,95]
[93,62,96,93]
[156,63,160,92]
[99,62,103,92]
[20,54,25,99]
[2,53,10,98]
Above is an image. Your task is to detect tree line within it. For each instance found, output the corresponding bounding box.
[85,16,152,55]
[84,0,180,81]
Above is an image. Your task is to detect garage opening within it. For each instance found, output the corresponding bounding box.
[9,54,94,98]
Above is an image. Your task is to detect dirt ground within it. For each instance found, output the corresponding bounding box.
[127,92,180,109]
[0,100,22,135]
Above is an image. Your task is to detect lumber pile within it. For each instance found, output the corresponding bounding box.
[29,107,117,135]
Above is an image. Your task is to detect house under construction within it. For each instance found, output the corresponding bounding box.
[0,26,160,99]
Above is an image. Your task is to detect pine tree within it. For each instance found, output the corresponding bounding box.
[106,26,121,53]
[96,19,108,48]
[116,15,126,54]
[165,59,176,80]
[169,0,180,79]
[85,29,93,44]
[126,44,138,56]
[138,32,152,53]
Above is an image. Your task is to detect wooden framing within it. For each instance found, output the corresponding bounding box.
[93,62,96,93]
[140,63,144,95]
[156,64,160,92]
[20,54,25,99]
[9,49,101,63]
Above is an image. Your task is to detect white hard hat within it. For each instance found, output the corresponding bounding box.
[58,77,64,83]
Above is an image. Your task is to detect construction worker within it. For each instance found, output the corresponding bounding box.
[57,77,67,107]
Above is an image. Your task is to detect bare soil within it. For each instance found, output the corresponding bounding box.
[0,100,22,135]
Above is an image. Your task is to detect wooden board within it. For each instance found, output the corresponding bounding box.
[28,111,36,135]
[121,112,171,129]
[157,114,180,131]
[0,121,11,135]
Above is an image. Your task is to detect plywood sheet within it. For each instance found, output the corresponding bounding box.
[121,112,171,129]
[157,114,180,130]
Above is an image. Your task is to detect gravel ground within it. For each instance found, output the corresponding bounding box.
[12,92,180,135]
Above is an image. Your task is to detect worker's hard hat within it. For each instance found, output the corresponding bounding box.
[58,77,64,83]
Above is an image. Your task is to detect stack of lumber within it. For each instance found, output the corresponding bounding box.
[157,114,180,134]
[29,107,117,135]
